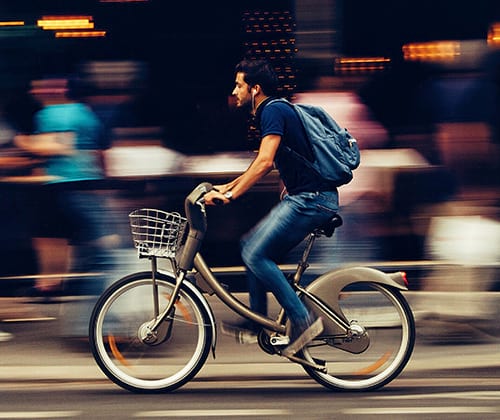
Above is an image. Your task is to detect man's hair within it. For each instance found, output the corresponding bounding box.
[235,59,279,96]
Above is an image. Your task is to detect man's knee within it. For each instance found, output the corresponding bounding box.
[241,238,261,268]
[241,244,255,268]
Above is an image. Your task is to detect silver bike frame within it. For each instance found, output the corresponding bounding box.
[193,253,287,334]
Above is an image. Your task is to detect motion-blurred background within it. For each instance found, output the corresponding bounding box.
[0,0,499,342]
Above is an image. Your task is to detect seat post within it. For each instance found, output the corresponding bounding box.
[291,214,342,285]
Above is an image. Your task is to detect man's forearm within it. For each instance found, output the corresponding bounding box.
[227,158,273,199]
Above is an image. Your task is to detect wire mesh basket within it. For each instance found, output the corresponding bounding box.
[129,208,188,258]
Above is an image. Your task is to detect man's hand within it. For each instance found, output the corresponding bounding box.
[204,190,230,206]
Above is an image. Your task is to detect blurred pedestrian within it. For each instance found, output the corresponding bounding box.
[14,76,118,337]
[0,96,38,278]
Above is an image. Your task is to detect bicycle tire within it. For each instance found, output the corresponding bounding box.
[302,282,415,391]
[89,271,213,393]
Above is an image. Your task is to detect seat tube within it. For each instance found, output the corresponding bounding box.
[276,308,287,325]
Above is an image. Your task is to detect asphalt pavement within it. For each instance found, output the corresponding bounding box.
[0,291,499,386]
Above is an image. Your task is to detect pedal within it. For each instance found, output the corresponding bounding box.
[284,353,327,373]
[312,357,327,367]
[269,334,290,346]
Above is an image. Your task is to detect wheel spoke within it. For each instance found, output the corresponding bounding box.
[107,334,131,368]
[89,272,212,392]
[353,350,392,375]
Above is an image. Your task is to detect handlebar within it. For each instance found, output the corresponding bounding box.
[184,181,212,230]
[177,182,214,271]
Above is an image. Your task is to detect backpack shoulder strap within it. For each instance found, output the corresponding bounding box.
[266,97,292,107]
[264,98,318,170]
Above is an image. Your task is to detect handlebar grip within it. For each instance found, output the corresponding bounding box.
[179,182,214,271]
[185,182,214,206]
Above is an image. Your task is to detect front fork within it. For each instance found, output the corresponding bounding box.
[138,257,184,345]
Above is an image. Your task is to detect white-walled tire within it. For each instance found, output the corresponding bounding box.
[89,271,212,393]
[302,283,415,391]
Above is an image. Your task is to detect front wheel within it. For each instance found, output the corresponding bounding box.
[89,271,213,393]
[302,282,415,391]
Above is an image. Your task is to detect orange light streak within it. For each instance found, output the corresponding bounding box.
[402,41,461,62]
[37,16,94,30]
[488,23,500,46]
[55,31,106,38]
[0,21,25,27]
[335,57,391,73]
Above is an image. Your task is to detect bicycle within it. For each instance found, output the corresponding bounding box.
[89,182,415,393]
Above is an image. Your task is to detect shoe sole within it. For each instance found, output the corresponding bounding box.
[282,318,323,357]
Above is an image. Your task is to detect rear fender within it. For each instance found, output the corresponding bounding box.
[303,267,408,337]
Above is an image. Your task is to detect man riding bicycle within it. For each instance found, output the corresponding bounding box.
[204,59,340,356]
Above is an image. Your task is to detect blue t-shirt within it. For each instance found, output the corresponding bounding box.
[34,103,104,182]
[257,98,337,194]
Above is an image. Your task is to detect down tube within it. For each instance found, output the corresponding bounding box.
[193,253,286,334]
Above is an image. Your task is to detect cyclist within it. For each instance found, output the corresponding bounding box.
[204,59,339,356]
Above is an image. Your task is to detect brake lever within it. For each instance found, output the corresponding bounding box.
[196,187,224,207]
[196,197,223,210]
[196,198,206,210]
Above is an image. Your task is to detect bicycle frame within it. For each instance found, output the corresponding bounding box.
[193,232,352,335]
[91,182,415,392]
[141,182,407,364]
[193,253,286,334]
[146,226,352,356]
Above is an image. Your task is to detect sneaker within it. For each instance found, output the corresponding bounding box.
[220,320,260,344]
[282,317,323,357]
[0,330,13,342]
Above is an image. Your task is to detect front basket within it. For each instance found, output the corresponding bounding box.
[129,208,187,258]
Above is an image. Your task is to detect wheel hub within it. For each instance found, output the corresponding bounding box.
[138,318,173,346]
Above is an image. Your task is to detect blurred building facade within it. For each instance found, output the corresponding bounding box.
[0,1,499,298]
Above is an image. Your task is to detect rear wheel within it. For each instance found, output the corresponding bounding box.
[89,271,213,392]
[302,282,415,391]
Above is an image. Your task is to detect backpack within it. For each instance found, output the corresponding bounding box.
[269,98,360,186]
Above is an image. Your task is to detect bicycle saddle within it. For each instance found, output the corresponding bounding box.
[315,214,343,237]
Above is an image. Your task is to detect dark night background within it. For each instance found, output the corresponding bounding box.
[0,1,499,152]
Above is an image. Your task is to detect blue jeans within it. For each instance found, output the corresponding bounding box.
[58,191,116,337]
[62,191,115,295]
[241,191,339,327]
